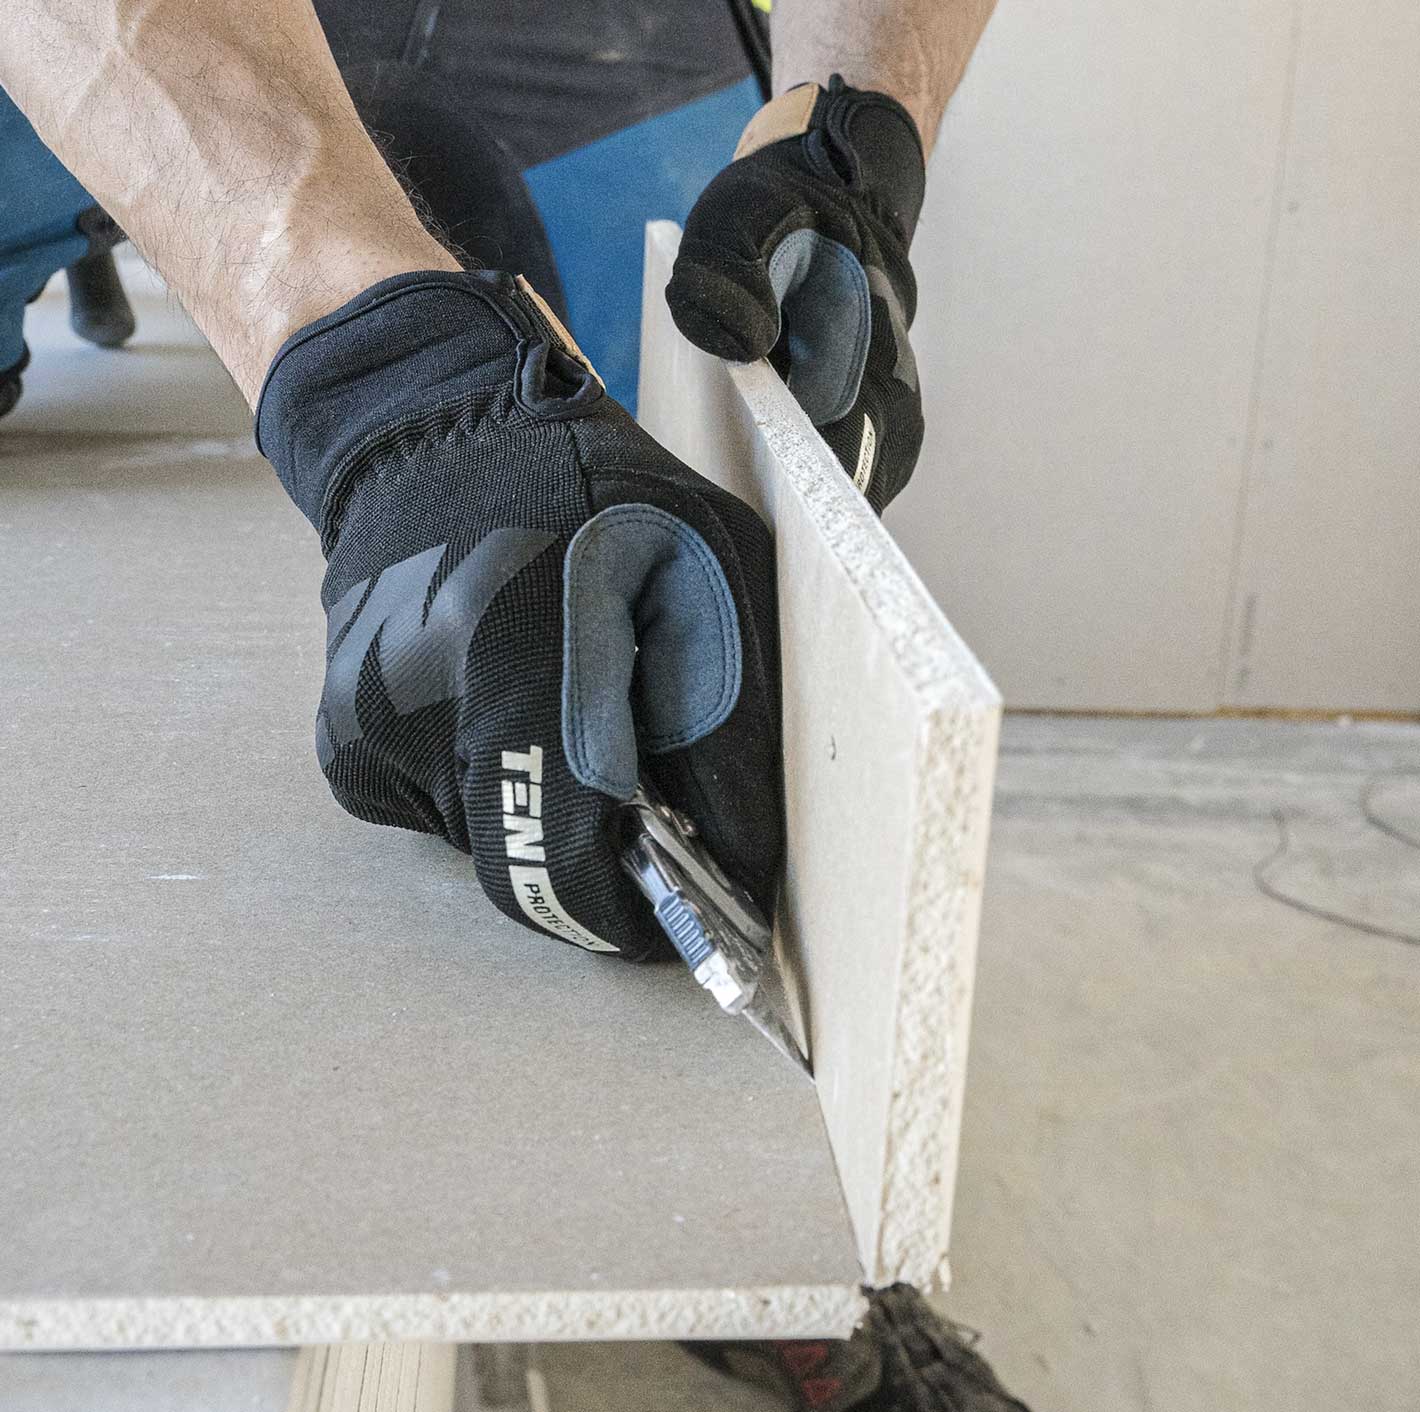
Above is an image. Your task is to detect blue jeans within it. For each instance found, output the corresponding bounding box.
[0,88,96,373]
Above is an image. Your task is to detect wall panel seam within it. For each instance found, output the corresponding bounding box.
[1216,0,1306,705]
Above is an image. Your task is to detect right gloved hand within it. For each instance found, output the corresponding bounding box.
[256,269,784,958]
[667,76,927,514]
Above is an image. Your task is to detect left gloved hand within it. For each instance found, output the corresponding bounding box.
[256,268,784,960]
[667,76,926,514]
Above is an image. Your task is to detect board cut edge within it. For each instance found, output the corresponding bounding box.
[0,1284,867,1352]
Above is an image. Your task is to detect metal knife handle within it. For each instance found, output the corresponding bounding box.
[651,890,715,971]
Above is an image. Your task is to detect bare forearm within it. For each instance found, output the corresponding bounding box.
[771,0,997,157]
[1,0,457,402]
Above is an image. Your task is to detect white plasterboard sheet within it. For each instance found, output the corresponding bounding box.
[639,223,1000,1287]
[1222,0,1420,709]
[884,0,1297,709]
[0,310,864,1347]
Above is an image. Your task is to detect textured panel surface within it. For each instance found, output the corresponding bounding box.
[0,280,862,1349]
[1222,0,1420,708]
[640,224,1001,1287]
[885,0,1296,709]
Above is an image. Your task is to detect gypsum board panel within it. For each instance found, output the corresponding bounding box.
[0,435,863,1348]
[638,222,1001,1289]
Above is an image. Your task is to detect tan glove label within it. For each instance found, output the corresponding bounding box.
[853,414,877,494]
[733,83,819,161]
[514,275,605,391]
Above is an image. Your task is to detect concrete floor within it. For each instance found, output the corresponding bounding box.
[944,712,1420,1411]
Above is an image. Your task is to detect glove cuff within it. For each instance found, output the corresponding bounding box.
[737,76,927,247]
[255,268,525,531]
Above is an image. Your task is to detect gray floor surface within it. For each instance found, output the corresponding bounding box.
[944,712,1420,1411]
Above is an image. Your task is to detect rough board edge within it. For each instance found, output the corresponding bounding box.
[875,701,1000,1287]
[0,1285,866,1352]
[644,223,1002,1289]
[723,388,998,719]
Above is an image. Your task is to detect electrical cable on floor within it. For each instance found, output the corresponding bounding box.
[1360,768,1420,852]
[1253,798,1420,948]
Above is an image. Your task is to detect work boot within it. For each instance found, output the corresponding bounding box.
[687,1284,1034,1412]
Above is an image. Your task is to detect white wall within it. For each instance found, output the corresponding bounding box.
[890,0,1420,712]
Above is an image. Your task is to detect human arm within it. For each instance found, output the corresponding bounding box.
[771,0,997,158]
[0,0,460,403]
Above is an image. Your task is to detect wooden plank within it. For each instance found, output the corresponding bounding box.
[884,0,1297,709]
[1222,0,1420,710]
[286,1345,455,1412]
[639,223,1001,1287]
[0,280,862,1348]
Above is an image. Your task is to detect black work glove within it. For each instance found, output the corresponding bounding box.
[668,76,926,514]
[256,270,783,959]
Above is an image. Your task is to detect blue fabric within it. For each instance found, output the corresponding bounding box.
[523,77,760,413]
[562,503,742,800]
[0,89,95,369]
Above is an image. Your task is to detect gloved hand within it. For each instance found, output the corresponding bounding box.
[256,270,783,958]
[667,76,926,514]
